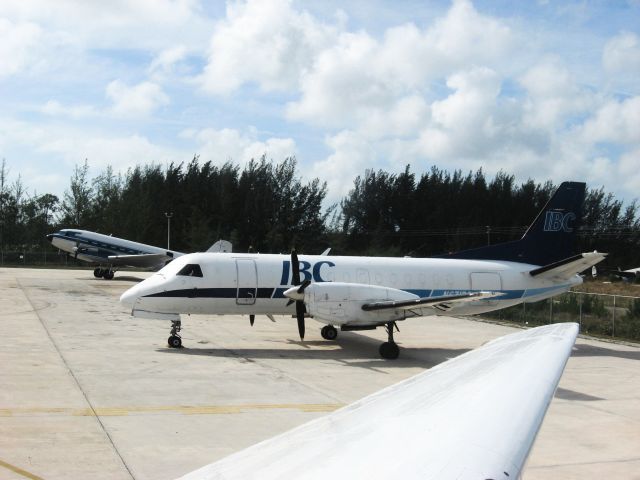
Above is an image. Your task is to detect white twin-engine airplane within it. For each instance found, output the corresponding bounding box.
[120,181,605,359]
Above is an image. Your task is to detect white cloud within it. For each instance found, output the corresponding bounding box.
[286,0,513,131]
[199,0,338,94]
[41,100,97,119]
[310,130,376,204]
[184,127,296,166]
[603,32,640,74]
[0,18,42,77]
[106,80,170,117]
[581,96,640,144]
[149,45,188,78]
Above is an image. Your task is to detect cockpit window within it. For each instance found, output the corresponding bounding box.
[177,264,203,277]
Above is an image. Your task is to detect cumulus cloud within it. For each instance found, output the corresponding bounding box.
[603,32,640,74]
[581,96,640,144]
[199,0,338,94]
[0,18,42,77]
[286,0,513,130]
[182,127,297,167]
[106,80,170,116]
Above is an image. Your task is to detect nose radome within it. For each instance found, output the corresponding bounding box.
[120,285,139,308]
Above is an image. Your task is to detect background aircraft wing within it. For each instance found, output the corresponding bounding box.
[361,291,502,313]
[177,323,578,480]
[107,253,173,269]
[529,251,606,280]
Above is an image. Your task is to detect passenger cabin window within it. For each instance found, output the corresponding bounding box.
[177,264,203,277]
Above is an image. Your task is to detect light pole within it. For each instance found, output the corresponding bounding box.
[165,212,173,250]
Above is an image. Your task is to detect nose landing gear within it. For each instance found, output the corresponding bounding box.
[168,320,182,348]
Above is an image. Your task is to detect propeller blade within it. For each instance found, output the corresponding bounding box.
[291,249,300,286]
[296,301,305,340]
[297,279,311,294]
[250,314,255,327]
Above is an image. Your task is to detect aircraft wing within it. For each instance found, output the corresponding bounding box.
[529,251,606,280]
[107,253,173,269]
[361,291,502,312]
[177,323,578,480]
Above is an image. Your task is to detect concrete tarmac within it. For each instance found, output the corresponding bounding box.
[1,267,639,479]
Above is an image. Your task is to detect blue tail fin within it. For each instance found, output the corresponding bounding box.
[437,181,585,266]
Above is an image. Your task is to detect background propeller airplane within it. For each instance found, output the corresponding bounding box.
[47,229,231,279]
[120,182,605,358]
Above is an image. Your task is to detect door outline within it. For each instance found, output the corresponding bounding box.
[236,259,258,305]
[470,272,502,305]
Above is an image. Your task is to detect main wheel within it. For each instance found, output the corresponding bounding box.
[103,270,114,280]
[168,335,182,348]
[321,325,338,340]
[93,268,103,278]
[379,342,400,360]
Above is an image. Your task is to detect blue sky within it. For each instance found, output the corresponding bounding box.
[1,0,639,206]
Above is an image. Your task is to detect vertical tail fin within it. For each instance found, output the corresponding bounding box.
[438,182,585,266]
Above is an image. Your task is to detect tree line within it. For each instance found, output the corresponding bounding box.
[1,157,639,268]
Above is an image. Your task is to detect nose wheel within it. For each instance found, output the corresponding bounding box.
[379,322,400,360]
[168,320,182,348]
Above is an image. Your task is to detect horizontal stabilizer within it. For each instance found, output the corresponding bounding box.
[176,323,578,480]
[107,253,172,268]
[362,291,502,312]
[529,251,606,280]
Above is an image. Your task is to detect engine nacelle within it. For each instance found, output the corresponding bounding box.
[303,282,418,326]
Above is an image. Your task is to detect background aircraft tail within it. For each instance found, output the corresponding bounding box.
[438,181,586,266]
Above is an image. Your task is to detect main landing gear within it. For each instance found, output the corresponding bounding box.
[168,320,182,348]
[320,325,338,340]
[93,267,115,280]
[379,322,400,360]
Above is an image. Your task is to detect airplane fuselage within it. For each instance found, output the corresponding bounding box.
[121,252,582,324]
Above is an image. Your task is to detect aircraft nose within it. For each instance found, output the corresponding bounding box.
[120,284,140,309]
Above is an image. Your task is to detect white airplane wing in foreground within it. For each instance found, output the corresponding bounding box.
[177,323,578,480]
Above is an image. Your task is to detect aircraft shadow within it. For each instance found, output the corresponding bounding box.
[159,331,470,371]
[572,343,640,361]
[89,276,146,283]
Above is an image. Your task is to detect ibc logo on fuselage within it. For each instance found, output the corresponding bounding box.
[543,211,576,233]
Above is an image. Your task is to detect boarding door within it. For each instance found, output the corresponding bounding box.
[470,272,502,305]
[236,259,258,305]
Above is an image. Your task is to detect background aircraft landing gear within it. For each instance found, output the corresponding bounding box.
[93,267,103,278]
[321,325,338,340]
[379,322,400,360]
[103,269,114,280]
[168,320,182,348]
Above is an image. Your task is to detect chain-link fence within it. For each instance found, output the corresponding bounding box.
[482,291,640,342]
[0,250,83,267]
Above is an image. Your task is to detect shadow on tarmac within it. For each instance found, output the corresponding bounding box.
[572,343,640,361]
[158,331,470,371]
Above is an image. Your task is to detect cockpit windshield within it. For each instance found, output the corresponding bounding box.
[177,264,203,277]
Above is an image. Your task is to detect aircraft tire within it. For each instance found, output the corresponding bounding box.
[379,342,399,360]
[321,325,338,340]
[93,268,103,278]
[103,270,114,280]
[168,335,182,348]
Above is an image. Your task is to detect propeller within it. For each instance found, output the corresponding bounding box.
[284,249,310,340]
[249,314,255,327]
